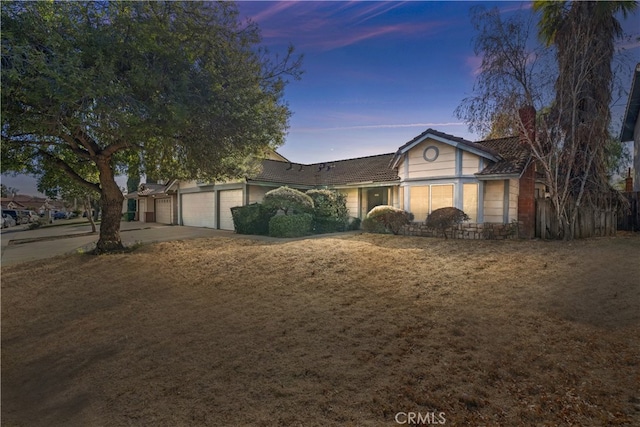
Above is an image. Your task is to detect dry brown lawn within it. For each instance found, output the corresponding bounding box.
[2,233,639,426]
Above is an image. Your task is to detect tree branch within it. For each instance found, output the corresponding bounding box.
[38,150,101,193]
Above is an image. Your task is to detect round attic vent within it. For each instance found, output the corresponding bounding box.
[423,146,439,162]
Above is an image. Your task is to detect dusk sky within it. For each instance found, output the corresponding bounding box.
[3,1,639,196]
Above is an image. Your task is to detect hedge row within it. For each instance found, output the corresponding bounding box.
[232,186,352,238]
[269,213,313,238]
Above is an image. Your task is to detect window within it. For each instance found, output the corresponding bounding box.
[431,184,454,211]
[409,186,429,222]
[463,183,478,222]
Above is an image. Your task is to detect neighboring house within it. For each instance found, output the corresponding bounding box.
[126,181,179,224]
[1,199,26,210]
[1,195,48,211]
[620,62,640,192]
[0,195,70,215]
[131,119,542,237]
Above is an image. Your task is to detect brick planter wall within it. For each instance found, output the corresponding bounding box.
[400,221,522,240]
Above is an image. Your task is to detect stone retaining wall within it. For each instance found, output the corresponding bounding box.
[400,221,522,240]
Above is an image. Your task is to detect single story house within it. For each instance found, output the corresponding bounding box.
[132,114,543,238]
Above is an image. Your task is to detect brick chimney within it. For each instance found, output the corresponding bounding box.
[625,168,633,193]
[518,105,536,146]
[517,105,536,238]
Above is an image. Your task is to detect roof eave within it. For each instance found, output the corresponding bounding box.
[620,63,640,142]
[395,131,499,163]
[475,173,521,180]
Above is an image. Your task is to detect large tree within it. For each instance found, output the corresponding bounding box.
[454,5,552,138]
[457,2,636,239]
[532,0,637,238]
[1,1,301,252]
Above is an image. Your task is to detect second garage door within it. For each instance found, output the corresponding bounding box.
[218,190,243,231]
[155,197,172,224]
[181,192,215,228]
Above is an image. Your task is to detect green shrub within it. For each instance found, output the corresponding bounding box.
[306,189,349,233]
[313,217,346,234]
[269,213,313,238]
[348,217,361,231]
[231,203,275,235]
[425,207,470,239]
[306,189,349,218]
[263,186,314,215]
[362,216,389,234]
[363,205,413,235]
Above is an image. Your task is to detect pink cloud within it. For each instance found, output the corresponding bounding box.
[249,1,301,24]
[465,55,483,76]
[498,2,533,14]
[241,2,448,52]
[298,122,465,132]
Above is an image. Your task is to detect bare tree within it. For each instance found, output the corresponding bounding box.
[531,1,637,239]
[455,5,552,138]
[459,3,636,239]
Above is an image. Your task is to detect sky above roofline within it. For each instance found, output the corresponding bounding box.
[3,0,639,196]
[236,0,639,164]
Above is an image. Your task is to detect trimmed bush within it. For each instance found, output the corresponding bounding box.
[231,203,276,235]
[425,207,470,239]
[306,189,349,233]
[263,186,314,215]
[269,213,313,238]
[363,205,413,235]
[306,189,348,218]
[362,216,388,234]
[313,217,347,234]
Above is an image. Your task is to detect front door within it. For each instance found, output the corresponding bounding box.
[367,188,388,212]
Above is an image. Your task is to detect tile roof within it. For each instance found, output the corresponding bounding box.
[396,128,501,158]
[128,183,175,198]
[476,136,531,176]
[249,153,399,187]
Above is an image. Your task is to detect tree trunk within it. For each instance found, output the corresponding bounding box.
[95,156,125,253]
[84,195,97,233]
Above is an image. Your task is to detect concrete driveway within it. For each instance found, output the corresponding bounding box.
[0,219,236,266]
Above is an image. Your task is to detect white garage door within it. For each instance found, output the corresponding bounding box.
[155,197,172,224]
[218,190,243,231]
[181,192,215,228]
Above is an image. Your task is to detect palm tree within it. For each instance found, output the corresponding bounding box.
[532,1,637,237]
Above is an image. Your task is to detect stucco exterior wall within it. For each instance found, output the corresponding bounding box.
[248,185,270,204]
[179,180,200,190]
[340,188,359,219]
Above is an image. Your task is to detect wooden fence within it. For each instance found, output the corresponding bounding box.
[618,192,640,231]
[535,198,617,239]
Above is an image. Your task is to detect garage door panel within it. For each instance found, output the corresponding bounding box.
[219,190,243,231]
[182,193,215,228]
[155,197,172,224]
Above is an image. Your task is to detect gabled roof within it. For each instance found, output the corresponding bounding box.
[476,136,531,177]
[621,63,640,142]
[249,153,399,187]
[390,128,500,168]
[128,181,177,198]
